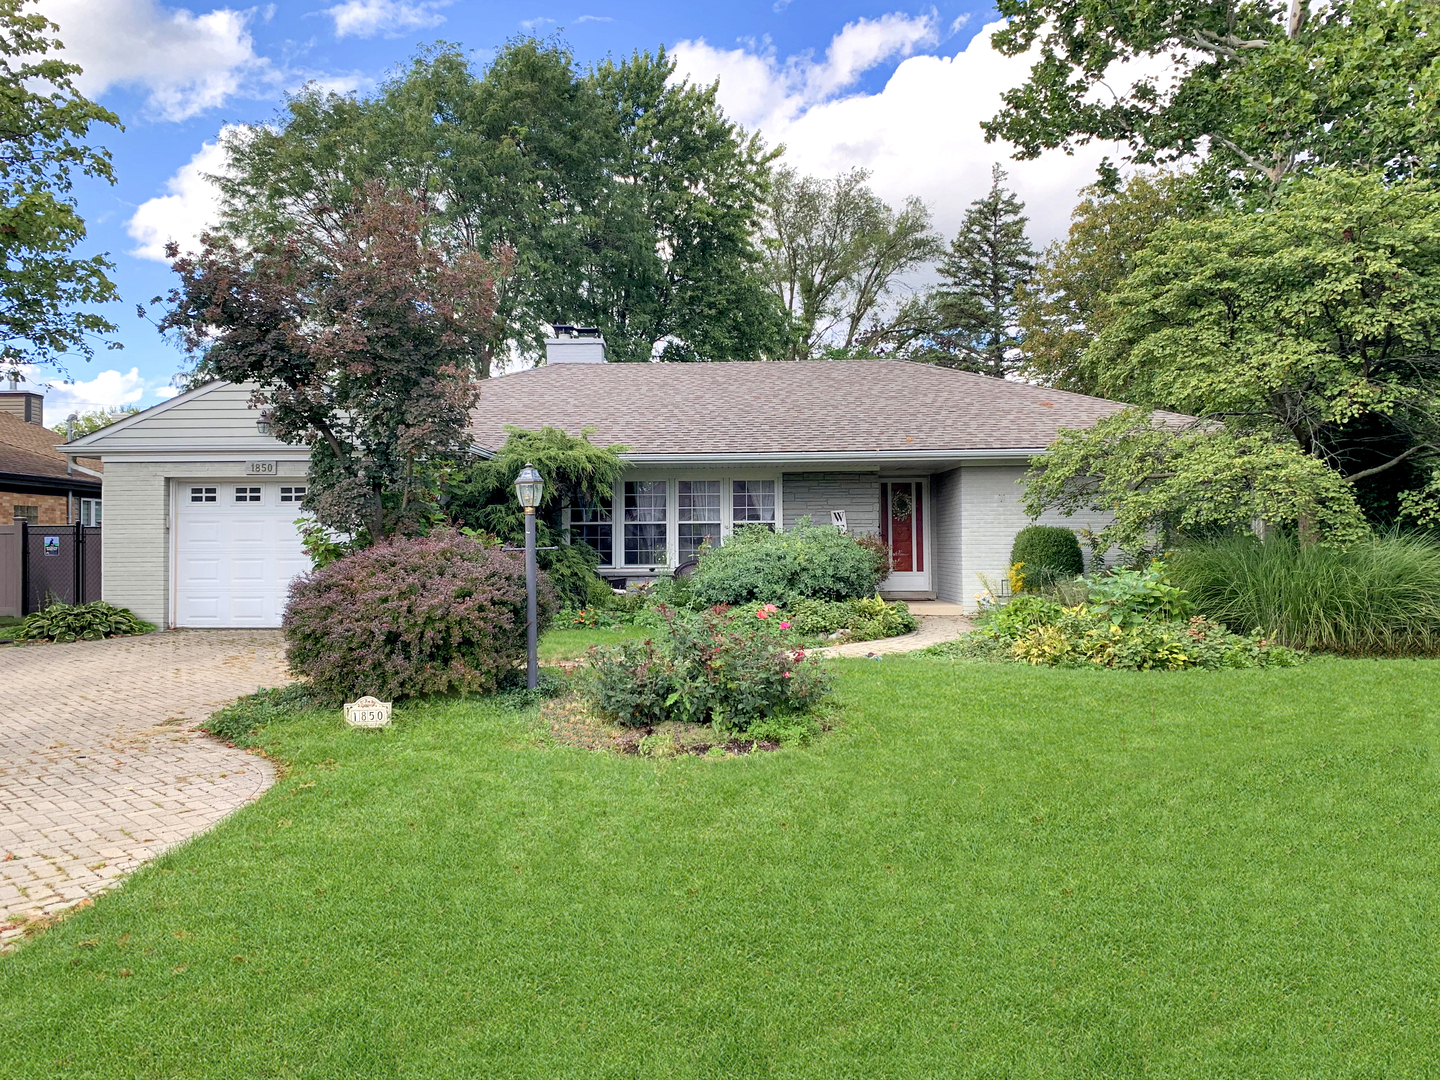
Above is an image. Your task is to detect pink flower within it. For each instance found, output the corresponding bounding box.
[755,608,769,619]
[779,621,791,629]
[783,671,793,678]
[793,649,805,660]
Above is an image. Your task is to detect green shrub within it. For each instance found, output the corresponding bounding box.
[15,601,155,643]
[1010,525,1084,589]
[1083,561,1193,626]
[690,518,883,607]
[1169,533,1440,656]
[585,605,830,733]
[785,596,917,641]
[284,529,557,701]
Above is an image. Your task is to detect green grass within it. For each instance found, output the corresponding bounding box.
[3,657,1440,1077]
[0,616,19,641]
[537,622,650,662]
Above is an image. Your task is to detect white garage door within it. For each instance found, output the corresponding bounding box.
[174,481,311,628]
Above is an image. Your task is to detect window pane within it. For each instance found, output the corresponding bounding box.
[677,481,720,560]
[571,495,613,565]
[624,481,667,564]
[732,480,776,527]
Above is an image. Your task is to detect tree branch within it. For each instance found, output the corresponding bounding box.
[1344,443,1440,484]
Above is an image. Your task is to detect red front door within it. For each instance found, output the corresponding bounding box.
[879,481,923,574]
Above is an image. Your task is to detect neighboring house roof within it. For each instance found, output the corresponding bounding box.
[467,358,1180,459]
[0,413,101,486]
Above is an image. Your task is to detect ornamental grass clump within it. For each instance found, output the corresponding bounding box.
[1168,533,1440,656]
[283,529,556,701]
[584,604,830,734]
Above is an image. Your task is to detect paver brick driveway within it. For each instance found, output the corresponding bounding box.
[0,630,292,943]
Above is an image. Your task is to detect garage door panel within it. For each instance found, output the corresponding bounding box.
[175,481,310,628]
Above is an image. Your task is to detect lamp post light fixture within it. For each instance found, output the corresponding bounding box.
[514,463,545,689]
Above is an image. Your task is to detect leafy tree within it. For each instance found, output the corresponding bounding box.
[0,1,121,380]
[58,407,139,440]
[218,40,785,371]
[445,426,627,607]
[1018,172,1203,393]
[762,167,941,360]
[984,0,1440,193]
[924,165,1036,376]
[1077,169,1440,523]
[157,183,500,542]
[1025,410,1370,554]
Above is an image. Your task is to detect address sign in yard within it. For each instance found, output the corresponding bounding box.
[344,696,393,728]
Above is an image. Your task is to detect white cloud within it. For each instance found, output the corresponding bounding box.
[127,129,237,261]
[520,16,555,31]
[17,366,147,418]
[674,18,1152,246]
[574,15,612,23]
[326,0,448,39]
[154,386,183,400]
[36,0,272,122]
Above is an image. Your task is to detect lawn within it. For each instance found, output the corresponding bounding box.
[537,622,650,663]
[2,657,1438,1077]
[0,615,19,641]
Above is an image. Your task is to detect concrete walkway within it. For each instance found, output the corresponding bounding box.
[818,601,974,658]
[0,630,291,944]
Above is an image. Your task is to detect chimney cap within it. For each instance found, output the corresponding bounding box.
[549,324,603,339]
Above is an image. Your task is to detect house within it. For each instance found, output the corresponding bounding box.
[66,333,1145,629]
[0,387,103,526]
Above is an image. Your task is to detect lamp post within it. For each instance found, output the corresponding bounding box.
[514,463,545,690]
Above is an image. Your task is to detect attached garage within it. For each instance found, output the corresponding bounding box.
[63,382,313,629]
[173,480,310,627]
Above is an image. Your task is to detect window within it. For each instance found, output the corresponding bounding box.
[570,494,613,566]
[732,479,776,530]
[623,480,667,565]
[234,486,262,503]
[279,485,307,503]
[79,498,102,526]
[189,487,217,503]
[12,505,38,525]
[678,480,721,561]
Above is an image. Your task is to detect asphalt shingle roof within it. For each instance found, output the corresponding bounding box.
[0,413,102,482]
[467,358,1169,456]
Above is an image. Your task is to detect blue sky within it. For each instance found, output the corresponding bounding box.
[29,0,1117,420]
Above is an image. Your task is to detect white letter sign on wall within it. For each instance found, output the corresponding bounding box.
[246,460,277,475]
[344,696,392,728]
[830,509,848,532]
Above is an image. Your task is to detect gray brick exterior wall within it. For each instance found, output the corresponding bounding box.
[782,472,881,533]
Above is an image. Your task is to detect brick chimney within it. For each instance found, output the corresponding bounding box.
[544,325,606,364]
[0,376,42,426]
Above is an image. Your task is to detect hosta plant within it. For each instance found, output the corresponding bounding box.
[16,602,155,644]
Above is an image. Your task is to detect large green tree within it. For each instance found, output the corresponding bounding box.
[1018,172,1204,393]
[925,165,1036,376]
[0,1,121,379]
[984,0,1440,193]
[159,184,500,542]
[761,167,940,360]
[217,39,785,371]
[1027,169,1440,535]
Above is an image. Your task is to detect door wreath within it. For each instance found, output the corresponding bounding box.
[890,487,914,522]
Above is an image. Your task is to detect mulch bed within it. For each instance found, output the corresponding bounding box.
[542,694,780,757]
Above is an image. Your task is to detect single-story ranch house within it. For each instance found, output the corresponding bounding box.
[66,334,1137,628]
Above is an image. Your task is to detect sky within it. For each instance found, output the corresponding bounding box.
[24,0,1124,420]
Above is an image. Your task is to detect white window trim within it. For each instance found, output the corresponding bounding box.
[566,470,784,572]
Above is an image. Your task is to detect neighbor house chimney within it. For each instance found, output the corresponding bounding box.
[0,377,43,426]
[544,325,606,364]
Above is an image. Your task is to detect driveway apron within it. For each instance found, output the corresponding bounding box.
[0,630,291,943]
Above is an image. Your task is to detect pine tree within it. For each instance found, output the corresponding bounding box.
[928,165,1036,376]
